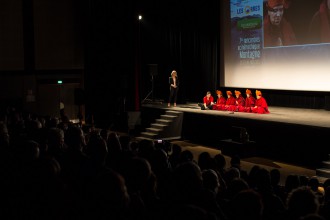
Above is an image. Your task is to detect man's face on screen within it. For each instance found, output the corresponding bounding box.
[268,5,284,26]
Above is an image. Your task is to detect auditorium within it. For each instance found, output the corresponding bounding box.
[1,0,330,219]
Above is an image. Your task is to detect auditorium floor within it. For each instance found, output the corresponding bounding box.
[171,139,327,186]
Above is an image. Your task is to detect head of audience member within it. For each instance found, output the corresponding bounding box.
[230,189,263,220]
[149,147,171,177]
[308,177,320,192]
[169,143,182,169]
[246,89,252,98]
[225,167,241,184]
[270,168,281,187]
[64,126,86,152]
[167,204,217,220]
[179,149,194,164]
[267,0,284,26]
[285,174,301,194]
[172,161,203,196]
[214,153,226,172]
[47,127,66,155]
[118,134,131,151]
[286,186,320,220]
[137,139,154,161]
[226,177,249,200]
[230,155,242,170]
[256,90,262,99]
[86,131,108,166]
[92,169,130,216]
[100,128,110,142]
[226,91,232,98]
[18,140,40,162]
[323,178,330,191]
[324,185,330,203]
[300,175,310,186]
[198,151,212,171]
[202,169,220,194]
[122,157,152,194]
[107,132,122,153]
[300,214,326,220]
[46,117,60,128]
[0,122,9,149]
[248,165,261,189]
[254,168,273,194]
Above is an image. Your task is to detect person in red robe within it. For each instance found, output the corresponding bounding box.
[308,0,330,44]
[222,91,236,111]
[212,90,226,110]
[263,0,297,47]
[229,90,245,112]
[252,90,270,114]
[198,91,214,110]
[244,89,256,113]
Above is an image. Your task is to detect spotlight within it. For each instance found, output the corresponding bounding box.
[138,15,142,20]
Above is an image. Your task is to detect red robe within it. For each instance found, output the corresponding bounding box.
[244,96,256,113]
[203,96,214,106]
[229,95,245,112]
[213,96,226,110]
[222,96,236,111]
[252,97,270,114]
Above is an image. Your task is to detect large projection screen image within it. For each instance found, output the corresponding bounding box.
[224,0,330,91]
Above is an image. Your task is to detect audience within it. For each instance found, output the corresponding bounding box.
[0,105,327,220]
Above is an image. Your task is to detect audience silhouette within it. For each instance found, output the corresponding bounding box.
[0,106,328,220]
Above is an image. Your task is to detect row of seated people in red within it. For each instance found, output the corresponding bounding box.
[199,89,269,114]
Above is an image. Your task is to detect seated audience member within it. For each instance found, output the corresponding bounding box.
[222,91,236,111]
[252,90,270,114]
[198,91,214,110]
[230,90,245,112]
[286,186,320,220]
[213,90,226,110]
[244,89,256,113]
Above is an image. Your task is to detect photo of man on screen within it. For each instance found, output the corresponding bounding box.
[263,0,297,47]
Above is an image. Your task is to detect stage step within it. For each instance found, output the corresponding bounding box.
[316,154,330,179]
[166,110,182,116]
[160,114,177,120]
[146,127,162,133]
[138,110,183,140]
[150,123,167,129]
[155,118,171,125]
[316,168,330,179]
[139,131,159,139]
[322,161,330,169]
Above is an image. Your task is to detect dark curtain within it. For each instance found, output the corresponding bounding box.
[139,0,221,104]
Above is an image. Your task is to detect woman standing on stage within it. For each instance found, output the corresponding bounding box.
[168,70,179,107]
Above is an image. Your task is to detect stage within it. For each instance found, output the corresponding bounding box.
[140,102,330,169]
